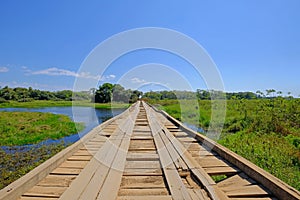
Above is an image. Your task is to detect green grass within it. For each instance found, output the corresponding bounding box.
[219,132,300,190]
[150,98,300,191]
[0,100,130,109]
[0,111,86,190]
[0,112,84,146]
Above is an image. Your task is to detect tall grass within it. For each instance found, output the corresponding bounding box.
[152,98,300,191]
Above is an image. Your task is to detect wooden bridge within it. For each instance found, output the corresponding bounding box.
[1,101,299,200]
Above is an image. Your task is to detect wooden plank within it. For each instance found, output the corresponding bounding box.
[23,186,67,198]
[123,168,163,176]
[67,155,92,161]
[158,126,189,171]
[120,176,166,189]
[19,197,59,200]
[84,144,103,149]
[96,115,137,200]
[204,166,240,176]
[131,136,153,140]
[195,157,231,168]
[117,196,172,200]
[50,167,81,175]
[118,188,169,196]
[125,161,161,169]
[126,152,159,161]
[145,104,193,200]
[193,189,210,200]
[72,150,92,156]
[187,189,201,200]
[129,140,155,149]
[217,173,255,189]
[225,185,270,197]
[59,161,88,169]
[177,137,198,143]
[36,175,77,187]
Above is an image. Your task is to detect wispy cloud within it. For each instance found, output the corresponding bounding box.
[30,67,116,81]
[131,77,146,83]
[101,74,116,81]
[0,67,9,73]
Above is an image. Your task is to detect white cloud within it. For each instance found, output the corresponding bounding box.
[31,67,79,77]
[30,67,116,81]
[131,77,146,83]
[0,67,9,73]
[100,74,116,81]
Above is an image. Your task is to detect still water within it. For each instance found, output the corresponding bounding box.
[0,107,126,150]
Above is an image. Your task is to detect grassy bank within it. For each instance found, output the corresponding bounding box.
[0,100,130,109]
[0,112,84,146]
[150,99,300,191]
[0,111,85,189]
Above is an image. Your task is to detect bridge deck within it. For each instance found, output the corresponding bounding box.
[0,101,299,200]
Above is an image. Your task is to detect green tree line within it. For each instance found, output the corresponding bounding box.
[0,84,295,104]
[0,86,91,102]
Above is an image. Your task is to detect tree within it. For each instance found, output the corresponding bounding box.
[112,84,129,102]
[94,83,113,103]
[266,89,276,98]
[129,90,143,103]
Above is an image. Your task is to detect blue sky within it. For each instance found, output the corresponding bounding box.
[0,1,299,96]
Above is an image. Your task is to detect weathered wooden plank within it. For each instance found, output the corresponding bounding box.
[217,173,255,189]
[193,189,211,200]
[72,150,92,156]
[195,157,231,168]
[23,186,67,198]
[120,176,166,189]
[145,103,193,200]
[177,137,198,143]
[118,188,169,196]
[117,196,173,200]
[123,168,163,176]
[19,197,59,200]
[126,152,159,161]
[50,167,81,175]
[67,155,92,161]
[204,166,240,176]
[96,114,137,200]
[125,161,161,169]
[225,185,270,197]
[59,161,88,169]
[36,175,76,187]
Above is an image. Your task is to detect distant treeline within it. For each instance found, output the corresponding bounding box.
[0,84,294,103]
[0,86,91,102]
